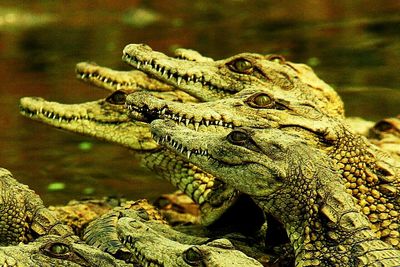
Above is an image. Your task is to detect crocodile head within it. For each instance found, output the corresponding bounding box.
[0,235,131,266]
[117,217,263,266]
[150,120,400,265]
[19,91,158,151]
[122,43,344,116]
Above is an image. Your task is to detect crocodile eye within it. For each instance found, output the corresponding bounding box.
[227,58,253,74]
[227,130,250,145]
[266,54,285,64]
[49,243,70,255]
[183,247,204,266]
[42,242,71,259]
[245,93,274,108]
[106,90,127,105]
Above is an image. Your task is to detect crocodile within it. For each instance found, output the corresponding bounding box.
[0,168,74,246]
[126,88,400,249]
[83,199,268,266]
[122,43,344,117]
[0,235,131,267]
[151,120,400,266]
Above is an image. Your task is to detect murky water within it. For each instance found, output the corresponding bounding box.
[0,1,399,205]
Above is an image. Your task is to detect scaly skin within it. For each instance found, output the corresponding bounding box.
[0,235,131,267]
[151,120,400,266]
[76,62,173,92]
[83,199,168,263]
[127,88,400,248]
[84,199,265,266]
[0,168,74,246]
[122,43,344,116]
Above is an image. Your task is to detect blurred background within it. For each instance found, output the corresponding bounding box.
[0,0,399,205]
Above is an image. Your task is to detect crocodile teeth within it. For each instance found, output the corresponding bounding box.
[194,122,200,131]
[177,116,183,123]
[177,77,182,85]
[186,150,192,159]
[137,61,141,69]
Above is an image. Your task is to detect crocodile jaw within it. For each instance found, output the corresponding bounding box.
[75,61,173,92]
[19,97,158,150]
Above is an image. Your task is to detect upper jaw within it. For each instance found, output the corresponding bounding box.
[122,44,247,100]
[125,92,237,130]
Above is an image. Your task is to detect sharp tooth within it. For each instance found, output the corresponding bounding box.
[187,76,191,82]
[137,61,141,69]
[104,78,108,83]
[169,73,173,79]
[219,121,224,126]
[162,69,167,76]
[186,150,192,159]
[185,119,190,126]
[161,108,166,115]
[81,74,87,78]
[205,120,210,126]
[177,77,182,85]
[178,116,183,123]
[58,117,62,122]
[194,122,200,131]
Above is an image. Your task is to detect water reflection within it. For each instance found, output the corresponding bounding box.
[0,1,399,205]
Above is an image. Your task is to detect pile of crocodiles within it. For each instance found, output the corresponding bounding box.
[7,43,399,266]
